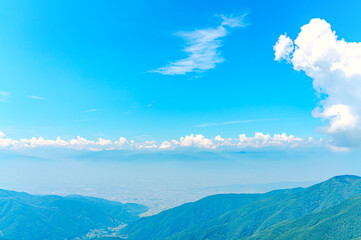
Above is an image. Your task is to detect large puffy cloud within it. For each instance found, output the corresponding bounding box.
[274,18,361,148]
[0,131,316,151]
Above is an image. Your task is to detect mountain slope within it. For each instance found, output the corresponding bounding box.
[168,175,361,240]
[122,188,306,240]
[122,175,361,240]
[0,190,148,240]
[250,195,361,240]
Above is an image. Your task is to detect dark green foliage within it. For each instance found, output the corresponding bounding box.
[3,175,361,240]
[0,190,148,240]
[122,175,361,240]
[250,196,361,240]
[122,191,284,240]
[95,238,123,240]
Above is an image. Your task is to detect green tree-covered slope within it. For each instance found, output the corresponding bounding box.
[250,195,361,240]
[122,175,361,240]
[122,189,299,240]
[0,190,148,240]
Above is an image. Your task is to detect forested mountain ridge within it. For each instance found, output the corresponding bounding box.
[0,189,148,240]
[248,194,361,240]
[122,175,361,240]
[2,175,361,240]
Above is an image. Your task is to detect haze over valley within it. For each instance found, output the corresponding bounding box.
[1,0,361,239]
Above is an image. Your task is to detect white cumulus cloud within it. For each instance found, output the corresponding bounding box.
[159,133,310,150]
[238,132,303,148]
[274,18,361,148]
[274,34,294,61]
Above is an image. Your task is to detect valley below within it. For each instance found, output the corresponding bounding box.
[2,175,361,240]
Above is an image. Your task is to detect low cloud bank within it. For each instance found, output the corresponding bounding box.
[0,131,319,151]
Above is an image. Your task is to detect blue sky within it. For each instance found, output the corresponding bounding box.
[1,0,361,150]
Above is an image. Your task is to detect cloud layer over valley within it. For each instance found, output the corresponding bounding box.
[0,131,319,151]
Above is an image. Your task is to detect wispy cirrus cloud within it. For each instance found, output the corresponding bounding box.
[195,118,279,128]
[152,14,247,75]
[84,109,98,112]
[29,95,45,100]
[0,92,10,102]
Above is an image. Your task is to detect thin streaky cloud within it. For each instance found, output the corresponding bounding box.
[0,92,11,102]
[29,95,46,100]
[84,109,98,112]
[130,102,154,109]
[151,14,247,75]
[220,13,248,27]
[195,118,279,128]
[74,119,96,122]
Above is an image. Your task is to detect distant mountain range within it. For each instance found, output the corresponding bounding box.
[121,175,361,240]
[3,175,361,239]
[0,189,148,240]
